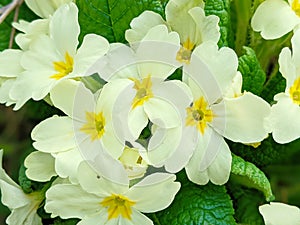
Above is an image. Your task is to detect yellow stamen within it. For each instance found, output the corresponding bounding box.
[176,38,195,64]
[80,111,105,141]
[289,77,300,105]
[101,194,136,220]
[185,96,214,134]
[292,0,300,17]
[50,52,74,80]
[131,75,154,109]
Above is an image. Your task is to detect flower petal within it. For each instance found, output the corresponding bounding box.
[102,122,125,159]
[164,126,197,173]
[77,210,108,225]
[45,184,100,219]
[278,47,297,89]
[147,126,182,166]
[0,49,23,77]
[185,129,232,185]
[92,43,138,81]
[53,148,83,182]
[125,10,167,44]
[188,7,220,45]
[77,161,128,195]
[144,98,181,128]
[50,79,81,117]
[136,25,181,80]
[127,173,180,213]
[259,202,300,225]
[130,210,154,225]
[6,204,42,225]
[211,92,271,143]
[72,34,109,77]
[49,2,79,56]
[166,0,204,44]
[31,115,76,152]
[0,181,29,208]
[128,106,148,140]
[251,0,299,39]
[0,79,17,106]
[269,95,300,143]
[185,42,238,104]
[290,28,300,67]
[24,151,56,182]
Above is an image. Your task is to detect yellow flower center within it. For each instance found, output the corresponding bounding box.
[185,96,214,134]
[176,38,195,64]
[50,52,74,80]
[292,0,300,17]
[131,75,154,109]
[289,77,300,105]
[101,194,136,220]
[80,111,105,141]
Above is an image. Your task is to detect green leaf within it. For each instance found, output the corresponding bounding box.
[76,0,167,43]
[238,46,266,95]
[261,70,286,103]
[51,218,80,225]
[227,183,265,225]
[148,171,235,225]
[0,0,37,51]
[231,154,274,201]
[204,0,234,48]
[18,163,34,193]
[229,136,300,167]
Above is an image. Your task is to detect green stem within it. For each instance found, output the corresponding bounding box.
[233,0,252,56]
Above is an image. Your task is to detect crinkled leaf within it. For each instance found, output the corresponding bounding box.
[18,163,34,193]
[227,183,265,225]
[238,46,266,95]
[0,0,37,50]
[231,154,274,201]
[76,0,167,43]
[148,171,235,225]
[204,0,234,48]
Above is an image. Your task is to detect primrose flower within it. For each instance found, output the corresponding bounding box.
[181,42,271,185]
[93,25,194,169]
[31,80,126,182]
[45,162,180,225]
[10,2,109,110]
[267,29,300,143]
[125,0,220,64]
[0,49,23,107]
[251,0,300,39]
[259,202,300,225]
[0,150,43,225]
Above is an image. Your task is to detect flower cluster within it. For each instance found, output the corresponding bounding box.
[0,0,299,224]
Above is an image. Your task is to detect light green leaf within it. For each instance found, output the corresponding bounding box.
[148,171,236,225]
[76,0,167,43]
[231,154,274,201]
[238,46,266,95]
[204,0,234,48]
